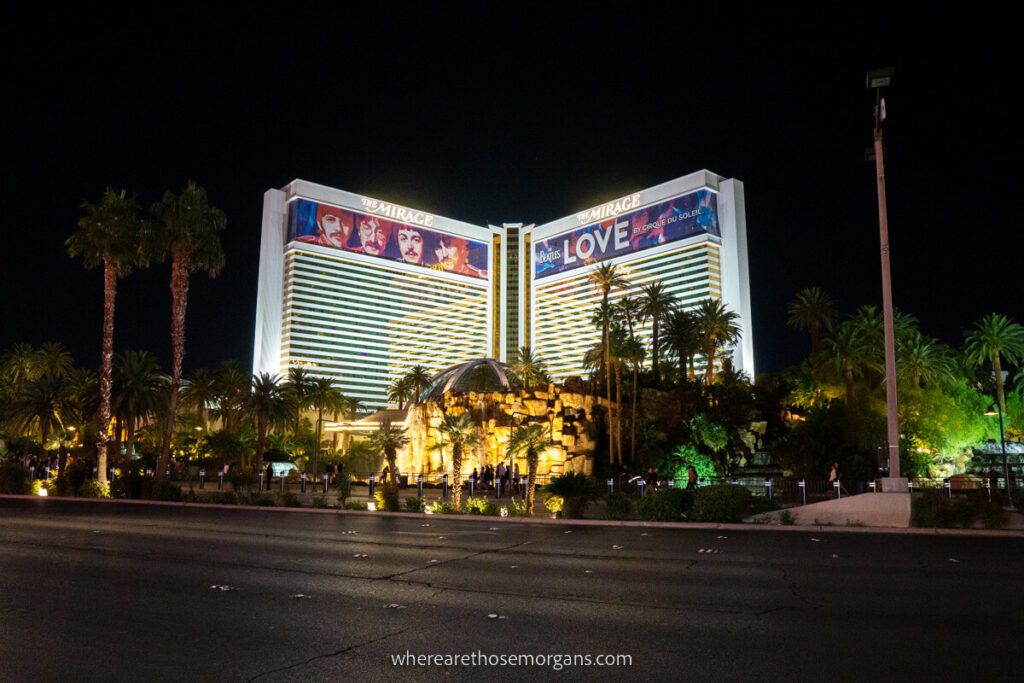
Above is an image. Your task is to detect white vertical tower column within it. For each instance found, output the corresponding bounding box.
[717,179,755,379]
[252,189,286,376]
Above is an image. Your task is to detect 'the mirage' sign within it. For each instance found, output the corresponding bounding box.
[533,189,719,279]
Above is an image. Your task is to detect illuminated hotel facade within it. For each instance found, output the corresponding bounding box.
[253,171,753,411]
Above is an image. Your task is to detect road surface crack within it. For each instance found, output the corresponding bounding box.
[245,626,412,681]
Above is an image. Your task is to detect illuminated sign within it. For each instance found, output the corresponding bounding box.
[359,196,436,229]
[534,189,718,279]
[288,199,488,279]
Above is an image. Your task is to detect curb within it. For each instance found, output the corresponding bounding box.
[3,494,1024,538]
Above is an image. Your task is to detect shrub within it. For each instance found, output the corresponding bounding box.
[544,495,564,516]
[228,472,253,492]
[375,482,401,511]
[983,501,1008,529]
[605,492,634,520]
[311,496,331,509]
[80,480,110,499]
[0,463,30,494]
[911,490,953,528]
[335,469,352,506]
[143,480,183,502]
[504,499,529,517]
[206,491,238,505]
[52,475,70,496]
[344,500,368,510]
[63,461,87,496]
[950,497,976,528]
[466,497,500,516]
[251,495,274,506]
[637,489,693,521]
[404,497,425,512]
[541,473,602,519]
[275,491,302,508]
[691,485,752,522]
[428,500,461,514]
[779,510,795,526]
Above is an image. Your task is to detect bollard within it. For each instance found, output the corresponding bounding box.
[868,480,876,493]
[417,474,424,499]
[907,479,914,493]
[667,478,675,489]
[469,476,475,499]
[29,466,36,481]
[798,479,806,506]
[522,476,528,493]
[698,477,706,488]
[730,479,739,486]
[145,468,153,478]
[944,478,952,499]
[637,479,645,497]
[442,474,448,499]
[93,466,98,479]
[258,471,265,492]
[279,471,285,491]
[765,478,773,501]
[985,478,992,502]
[323,474,329,494]
[369,475,376,498]
[165,468,171,480]
[108,467,115,482]
[833,480,841,500]
[199,469,206,490]
[300,473,306,493]
[218,471,224,491]
[607,478,614,494]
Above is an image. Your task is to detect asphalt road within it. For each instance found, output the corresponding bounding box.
[1,499,1021,682]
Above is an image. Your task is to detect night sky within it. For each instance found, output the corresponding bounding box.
[3,7,1019,378]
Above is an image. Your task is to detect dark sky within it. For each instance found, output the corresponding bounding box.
[3,7,1019,377]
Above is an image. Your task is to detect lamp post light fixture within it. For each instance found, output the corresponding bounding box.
[984,403,1012,502]
[867,66,905,490]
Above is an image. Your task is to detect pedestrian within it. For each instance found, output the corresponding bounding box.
[471,467,479,488]
[513,463,521,496]
[381,464,390,484]
[686,465,697,490]
[265,462,274,491]
[829,461,849,497]
[496,462,506,497]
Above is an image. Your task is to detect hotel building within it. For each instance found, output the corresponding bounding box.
[253,171,753,410]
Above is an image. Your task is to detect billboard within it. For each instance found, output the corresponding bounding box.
[288,199,489,279]
[533,189,719,279]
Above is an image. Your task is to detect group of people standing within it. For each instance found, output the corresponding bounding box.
[470,462,522,496]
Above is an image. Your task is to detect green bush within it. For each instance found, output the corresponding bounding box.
[503,499,529,517]
[251,495,274,506]
[63,462,87,497]
[275,491,302,508]
[205,491,238,505]
[404,497,425,512]
[605,492,634,520]
[228,472,253,492]
[335,469,352,506]
[541,473,602,519]
[344,500,368,510]
[80,480,110,498]
[0,463,30,494]
[950,497,976,528]
[428,500,461,514]
[637,489,693,521]
[691,485,752,522]
[983,501,1008,529]
[465,497,500,515]
[911,490,953,528]
[142,480,183,502]
[311,496,331,509]
[375,482,401,511]
[779,510,795,526]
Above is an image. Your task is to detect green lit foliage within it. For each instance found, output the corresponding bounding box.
[663,444,717,482]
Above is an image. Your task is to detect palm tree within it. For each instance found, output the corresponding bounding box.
[10,374,70,454]
[388,375,414,410]
[213,360,250,433]
[150,182,227,480]
[64,367,99,439]
[507,423,550,516]
[620,335,646,463]
[589,300,620,463]
[306,376,344,476]
[897,332,956,389]
[787,287,837,355]
[35,342,73,380]
[66,188,145,485]
[639,281,675,378]
[402,366,433,405]
[507,346,549,393]
[1,342,40,389]
[587,263,628,465]
[660,306,701,382]
[817,321,870,404]
[695,299,742,384]
[367,417,410,487]
[246,373,288,474]
[436,413,482,509]
[284,367,314,436]
[180,367,218,429]
[964,313,1024,415]
[615,296,644,337]
[112,350,166,462]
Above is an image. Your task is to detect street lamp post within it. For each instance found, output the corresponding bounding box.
[867,67,905,490]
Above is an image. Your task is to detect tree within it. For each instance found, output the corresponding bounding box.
[695,299,742,384]
[212,360,250,433]
[817,321,870,404]
[639,281,675,378]
[112,350,166,462]
[35,342,73,380]
[506,422,550,516]
[150,182,227,480]
[1,342,40,389]
[660,306,701,382]
[388,375,414,410]
[284,367,314,436]
[964,313,1024,416]
[436,413,482,509]
[10,375,70,454]
[615,296,644,337]
[507,346,549,393]
[897,332,956,389]
[588,263,628,465]
[402,366,433,404]
[306,376,344,476]
[180,368,218,430]
[367,417,409,486]
[66,188,145,485]
[787,287,837,355]
[620,335,646,463]
[246,372,288,474]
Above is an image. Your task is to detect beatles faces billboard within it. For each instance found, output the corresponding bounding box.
[288,199,488,280]
[533,189,719,279]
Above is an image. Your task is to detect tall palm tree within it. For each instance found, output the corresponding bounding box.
[588,263,628,465]
[402,365,433,404]
[66,188,145,485]
[620,335,646,463]
[787,287,837,355]
[1,342,40,389]
[507,346,549,393]
[589,301,620,463]
[964,313,1024,415]
[284,367,314,436]
[368,417,410,487]
[660,306,701,382]
[507,423,550,516]
[150,182,227,480]
[388,375,414,410]
[817,321,870,404]
[112,350,166,462]
[10,374,70,454]
[897,332,956,389]
[639,281,675,378]
[695,299,742,384]
[306,376,344,476]
[615,296,644,337]
[436,413,482,509]
[35,342,73,380]
[180,367,218,429]
[246,373,288,474]
[64,367,99,439]
[213,360,250,433]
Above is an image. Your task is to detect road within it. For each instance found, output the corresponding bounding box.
[1,498,1021,682]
